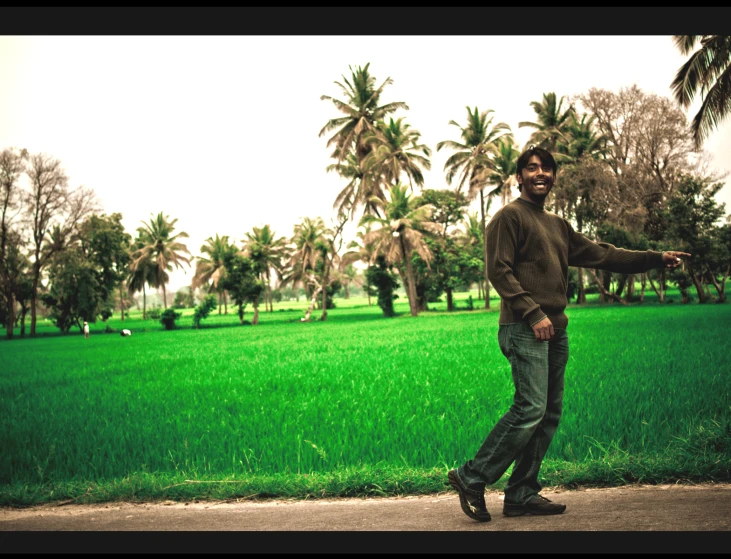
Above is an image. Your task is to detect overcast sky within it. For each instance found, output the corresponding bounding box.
[2,35,730,293]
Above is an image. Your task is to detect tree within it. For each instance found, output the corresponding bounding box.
[283,216,328,303]
[519,92,576,152]
[131,212,191,309]
[192,234,236,315]
[361,117,432,195]
[127,232,157,320]
[41,248,102,333]
[0,147,27,339]
[360,184,440,317]
[192,294,217,329]
[76,213,132,321]
[242,225,288,313]
[456,211,485,299]
[23,152,98,336]
[663,173,726,303]
[671,35,731,148]
[340,222,377,306]
[222,252,264,325]
[412,189,471,311]
[320,63,409,167]
[436,106,511,308]
[365,254,400,317]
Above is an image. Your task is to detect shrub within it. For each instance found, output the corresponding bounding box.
[193,295,218,329]
[160,309,182,330]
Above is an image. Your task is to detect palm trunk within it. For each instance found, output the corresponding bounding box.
[446,288,454,312]
[252,295,260,325]
[224,290,228,314]
[162,283,167,309]
[120,282,125,321]
[399,236,418,317]
[480,189,490,309]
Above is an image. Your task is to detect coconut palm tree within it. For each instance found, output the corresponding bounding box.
[360,184,440,317]
[328,151,378,222]
[476,135,520,209]
[361,117,432,195]
[671,35,731,148]
[436,106,511,308]
[320,63,409,167]
[519,92,576,152]
[127,234,157,320]
[131,212,191,309]
[556,112,610,164]
[340,222,377,306]
[192,234,236,314]
[282,217,329,300]
[242,225,289,312]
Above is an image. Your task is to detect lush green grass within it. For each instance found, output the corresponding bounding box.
[1,290,729,506]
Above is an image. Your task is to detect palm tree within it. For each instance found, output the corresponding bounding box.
[328,151,378,222]
[671,35,731,148]
[519,92,576,152]
[361,117,432,194]
[457,211,485,299]
[320,63,409,167]
[131,212,191,309]
[282,217,329,301]
[436,106,511,308]
[479,135,520,209]
[360,184,440,317]
[242,225,289,312]
[192,234,236,315]
[556,112,610,164]
[340,222,377,306]
[127,234,157,320]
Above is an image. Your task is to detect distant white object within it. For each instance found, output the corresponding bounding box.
[120,329,132,337]
[83,321,90,339]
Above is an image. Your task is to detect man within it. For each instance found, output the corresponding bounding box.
[448,146,690,522]
[83,321,90,339]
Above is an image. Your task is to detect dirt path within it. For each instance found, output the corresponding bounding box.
[1,482,729,553]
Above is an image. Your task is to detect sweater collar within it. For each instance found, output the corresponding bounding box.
[515,197,546,212]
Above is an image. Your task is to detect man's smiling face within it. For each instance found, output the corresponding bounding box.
[518,155,555,203]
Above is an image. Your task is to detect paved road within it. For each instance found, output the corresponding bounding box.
[1,483,729,554]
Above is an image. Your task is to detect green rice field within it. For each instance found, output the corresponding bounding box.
[1,289,730,505]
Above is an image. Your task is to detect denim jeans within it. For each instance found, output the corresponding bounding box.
[456,322,569,505]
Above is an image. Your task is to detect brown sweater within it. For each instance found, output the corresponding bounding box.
[486,197,665,329]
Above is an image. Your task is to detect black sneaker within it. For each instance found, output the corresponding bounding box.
[448,469,491,522]
[503,494,567,516]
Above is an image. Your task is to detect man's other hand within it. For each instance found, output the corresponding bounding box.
[532,317,554,341]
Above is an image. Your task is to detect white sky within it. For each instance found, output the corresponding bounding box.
[2,35,730,293]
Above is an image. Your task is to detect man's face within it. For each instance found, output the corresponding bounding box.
[517,155,554,201]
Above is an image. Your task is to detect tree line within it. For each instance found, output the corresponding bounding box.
[1,35,730,338]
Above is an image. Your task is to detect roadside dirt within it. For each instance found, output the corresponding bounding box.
[1,482,729,553]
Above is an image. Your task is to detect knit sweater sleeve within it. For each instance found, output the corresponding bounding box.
[486,211,547,326]
[566,221,665,272]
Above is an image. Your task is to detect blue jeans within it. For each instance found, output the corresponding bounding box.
[455,322,569,505]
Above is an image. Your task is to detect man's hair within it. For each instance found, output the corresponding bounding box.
[516,146,557,191]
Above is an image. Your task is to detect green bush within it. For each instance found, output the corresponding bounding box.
[160,309,182,330]
[193,295,218,329]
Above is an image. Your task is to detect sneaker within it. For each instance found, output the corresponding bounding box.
[503,494,567,517]
[448,469,491,522]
